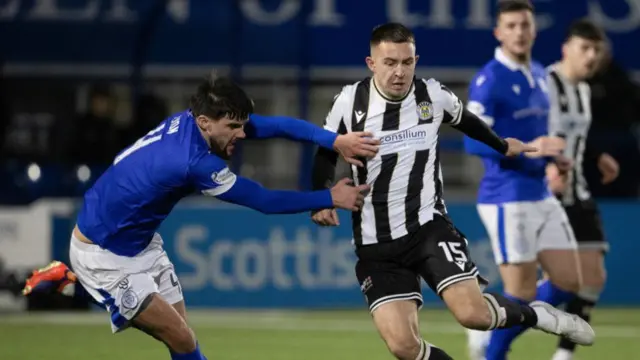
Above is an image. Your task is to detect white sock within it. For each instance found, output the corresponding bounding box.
[551,348,574,360]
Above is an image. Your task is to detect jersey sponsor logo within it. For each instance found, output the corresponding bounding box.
[416,101,433,121]
[354,110,366,123]
[378,124,430,155]
[211,167,236,186]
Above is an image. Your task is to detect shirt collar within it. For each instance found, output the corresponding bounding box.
[494,47,530,71]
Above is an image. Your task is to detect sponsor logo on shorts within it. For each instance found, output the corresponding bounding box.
[118,278,130,289]
[360,276,372,294]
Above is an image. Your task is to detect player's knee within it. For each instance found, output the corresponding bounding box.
[163,323,197,353]
[551,275,581,293]
[384,335,421,360]
[441,281,493,330]
[451,301,492,330]
[582,263,607,289]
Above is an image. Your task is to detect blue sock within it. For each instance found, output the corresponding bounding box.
[485,293,527,360]
[170,342,207,360]
[535,279,575,306]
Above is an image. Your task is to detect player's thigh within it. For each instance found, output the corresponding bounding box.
[477,202,540,265]
[412,215,488,298]
[537,199,581,292]
[371,300,421,358]
[148,239,185,319]
[440,278,492,329]
[354,254,423,314]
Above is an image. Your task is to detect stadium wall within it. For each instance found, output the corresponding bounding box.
[3,199,638,308]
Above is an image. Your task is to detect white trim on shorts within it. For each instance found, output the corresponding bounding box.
[436,267,480,295]
[369,292,423,313]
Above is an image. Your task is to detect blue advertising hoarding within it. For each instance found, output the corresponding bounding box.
[2,0,639,71]
[152,201,640,308]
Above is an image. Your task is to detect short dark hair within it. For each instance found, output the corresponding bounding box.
[496,0,534,19]
[565,18,606,42]
[189,72,254,121]
[370,22,415,47]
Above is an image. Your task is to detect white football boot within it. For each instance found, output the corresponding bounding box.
[530,301,595,346]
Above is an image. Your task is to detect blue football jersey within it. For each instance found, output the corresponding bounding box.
[76,110,237,256]
[77,110,336,257]
[464,48,552,204]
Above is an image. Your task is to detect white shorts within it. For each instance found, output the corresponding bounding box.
[477,197,577,265]
[69,233,183,332]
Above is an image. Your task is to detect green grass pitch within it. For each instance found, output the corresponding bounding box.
[1,308,638,359]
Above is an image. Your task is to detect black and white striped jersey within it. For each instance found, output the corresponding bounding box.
[323,77,463,246]
[547,64,592,205]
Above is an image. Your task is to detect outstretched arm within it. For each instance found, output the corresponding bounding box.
[189,153,333,214]
[246,113,377,167]
[246,114,337,149]
[189,153,368,214]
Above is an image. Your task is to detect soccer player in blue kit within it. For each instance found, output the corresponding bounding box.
[464,1,585,359]
[22,74,379,360]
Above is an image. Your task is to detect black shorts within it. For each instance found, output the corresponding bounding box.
[563,199,608,252]
[354,214,488,312]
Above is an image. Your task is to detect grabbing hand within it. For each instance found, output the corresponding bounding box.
[524,136,566,158]
[503,138,538,157]
[333,132,380,167]
[330,178,369,211]
[311,208,340,226]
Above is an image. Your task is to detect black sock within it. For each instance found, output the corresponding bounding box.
[419,340,453,360]
[557,296,596,352]
[484,292,538,329]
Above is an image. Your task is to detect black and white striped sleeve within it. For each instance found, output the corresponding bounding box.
[322,87,350,133]
[546,70,567,138]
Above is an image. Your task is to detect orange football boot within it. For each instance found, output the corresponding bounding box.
[22,261,77,296]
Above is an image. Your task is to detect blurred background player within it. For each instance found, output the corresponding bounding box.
[464,1,583,359]
[584,38,640,198]
[23,74,378,360]
[545,19,619,360]
[310,22,594,360]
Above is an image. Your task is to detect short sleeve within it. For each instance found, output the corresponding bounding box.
[424,78,463,126]
[188,154,238,196]
[323,87,349,133]
[466,73,498,127]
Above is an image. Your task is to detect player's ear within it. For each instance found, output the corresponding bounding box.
[195,115,209,131]
[365,56,375,72]
[414,55,420,65]
[493,28,499,42]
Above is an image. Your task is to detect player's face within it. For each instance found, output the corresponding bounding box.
[197,115,247,159]
[366,41,418,99]
[563,36,603,79]
[495,10,536,60]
